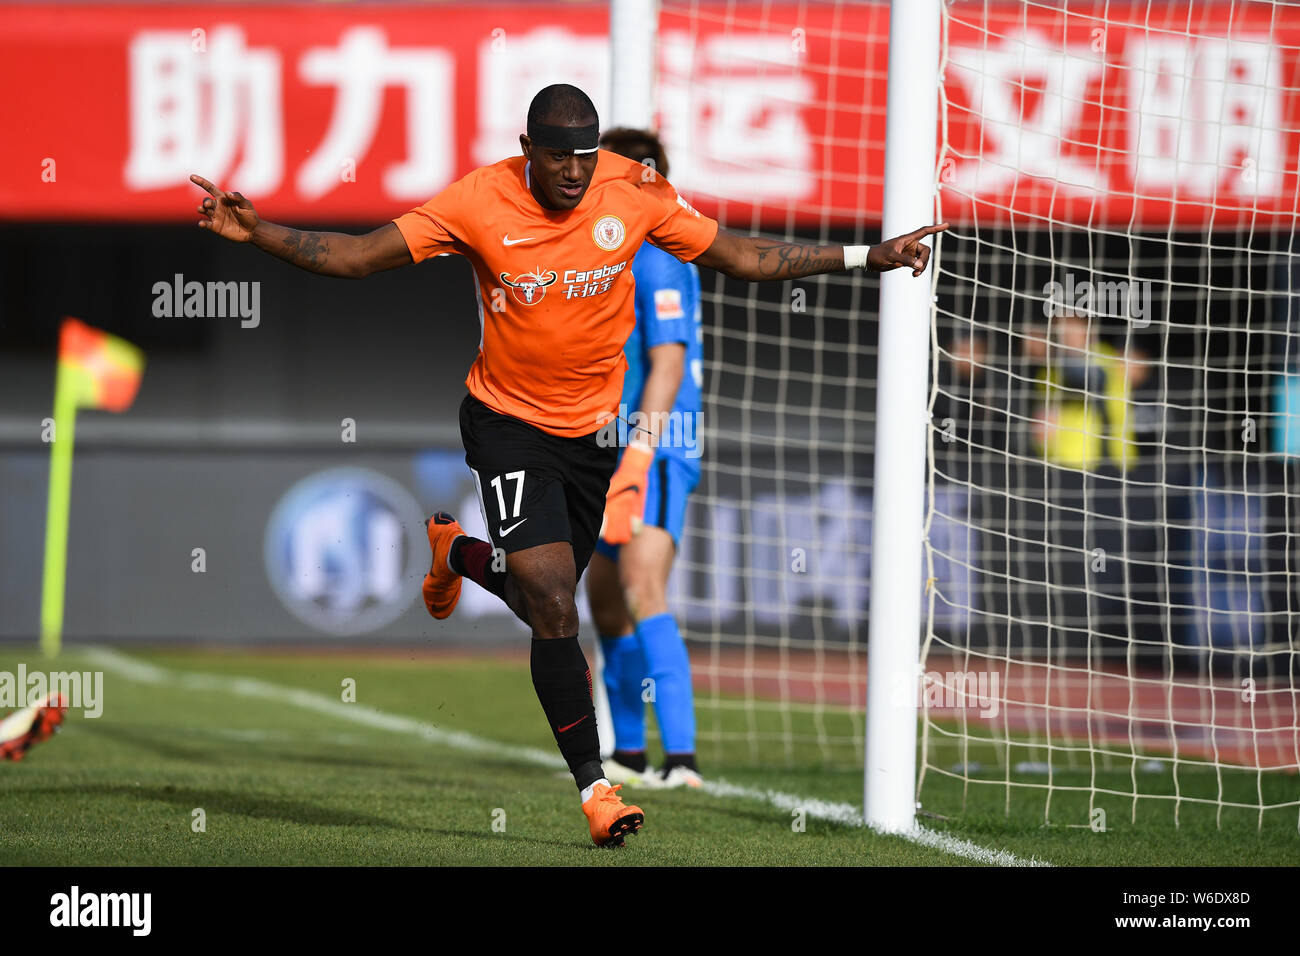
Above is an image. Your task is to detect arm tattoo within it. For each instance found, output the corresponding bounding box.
[279,230,331,271]
[751,240,845,280]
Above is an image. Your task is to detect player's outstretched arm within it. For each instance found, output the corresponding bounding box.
[693,223,949,281]
[190,174,412,278]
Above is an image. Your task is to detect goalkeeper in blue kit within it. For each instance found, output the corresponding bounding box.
[586,128,705,788]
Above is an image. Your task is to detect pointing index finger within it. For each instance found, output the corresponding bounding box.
[189,174,224,199]
[907,222,950,242]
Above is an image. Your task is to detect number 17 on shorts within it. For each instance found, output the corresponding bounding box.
[488,471,528,539]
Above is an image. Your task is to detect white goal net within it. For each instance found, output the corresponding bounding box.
[653,0,891,769]
[923,0,1300,829]
[650,0,1299,830]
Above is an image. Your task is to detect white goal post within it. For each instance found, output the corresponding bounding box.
[863,0,942,833]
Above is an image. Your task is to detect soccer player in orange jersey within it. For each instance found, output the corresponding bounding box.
[192,84,946,847]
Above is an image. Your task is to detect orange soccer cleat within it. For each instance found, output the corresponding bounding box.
[0,694,68,762]
[582,782,645,848]
[421,512,466,620]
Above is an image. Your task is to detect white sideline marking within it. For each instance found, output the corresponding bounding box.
[700,778,1050,866]
[81,647,565,771]
[83,647,1049,867]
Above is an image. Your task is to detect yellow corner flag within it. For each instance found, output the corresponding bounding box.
[41,318,145,656]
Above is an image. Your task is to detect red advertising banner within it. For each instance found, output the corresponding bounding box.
[939,3,1300,229]
[1,2,1296,229]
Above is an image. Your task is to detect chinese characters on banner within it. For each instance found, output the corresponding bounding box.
[0,3,1295,227]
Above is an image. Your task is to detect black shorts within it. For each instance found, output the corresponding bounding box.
[459,393,618,578]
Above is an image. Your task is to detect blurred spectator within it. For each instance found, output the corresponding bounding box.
[1028,307,1149,472]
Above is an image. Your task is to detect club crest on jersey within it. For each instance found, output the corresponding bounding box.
[591,215,626,252]
[499,269,558,305]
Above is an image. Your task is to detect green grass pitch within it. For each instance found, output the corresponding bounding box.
[0,647,1294,866]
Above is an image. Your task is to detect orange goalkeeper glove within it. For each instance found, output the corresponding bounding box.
[600,444,654,545]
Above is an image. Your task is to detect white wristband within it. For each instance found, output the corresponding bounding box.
[844,244,872,270]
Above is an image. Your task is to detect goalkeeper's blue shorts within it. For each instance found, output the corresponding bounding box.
[595,452,700,560]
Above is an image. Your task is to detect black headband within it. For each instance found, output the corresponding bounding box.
[528,120,600,154]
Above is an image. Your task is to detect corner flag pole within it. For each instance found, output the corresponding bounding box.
[40,318,145,657]
[40,358,81,657]
[865,0,942,832]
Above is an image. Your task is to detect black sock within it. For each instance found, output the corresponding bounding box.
[662,753,698,773]
[530,637,603,790]
[612,749,647,774]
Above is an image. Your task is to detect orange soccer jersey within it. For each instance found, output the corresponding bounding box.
[393,151,719,437]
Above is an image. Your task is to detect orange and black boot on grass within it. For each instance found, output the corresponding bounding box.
[422,512,466,620]
[0,694,68,762]
[582,782,644,847]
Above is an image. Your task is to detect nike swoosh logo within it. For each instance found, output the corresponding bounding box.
[557,715,589,734]
[498,518,528,537]
[502,235,536,246]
